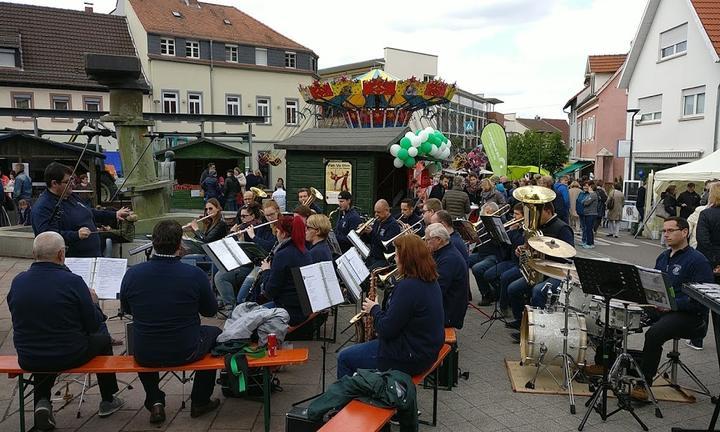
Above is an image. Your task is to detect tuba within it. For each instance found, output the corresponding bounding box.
[513,186,556,285]
[302,187,324,207]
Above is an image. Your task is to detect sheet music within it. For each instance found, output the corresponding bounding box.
[637,266,674,310]
[336,262,362,302]
[320,261,344,307]
[222,238,251,266]
[347,231,370,259]
[345,247,369,283]
[93,258,127,300]
[64,258,95,287]
[207,239,239,271]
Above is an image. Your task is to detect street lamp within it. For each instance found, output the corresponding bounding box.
[627,108,640,180]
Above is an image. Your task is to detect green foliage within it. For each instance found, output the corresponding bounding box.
[507,130,569,173]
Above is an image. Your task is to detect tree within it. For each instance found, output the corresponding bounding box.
[507,130,569,173]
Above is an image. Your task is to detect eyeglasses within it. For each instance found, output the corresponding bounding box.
[240,214,253,218]
[205,207,215,211]
[307,226,318,231]
[265,212,278,218]
[422,208,431,213]
[661,228,683,234]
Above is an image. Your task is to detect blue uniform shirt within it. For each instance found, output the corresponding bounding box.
[655,246,714,314]
[335,208,362,252]
[450,230,470,264]
[367,216,402,261]
[309,240,333,263]
[434,243,469,328]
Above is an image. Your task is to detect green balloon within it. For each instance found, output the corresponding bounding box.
[397,148,409,160]
[400,137,412,149]
[404,157,416,168]
[427,135,440,145]
[420,141,433,154]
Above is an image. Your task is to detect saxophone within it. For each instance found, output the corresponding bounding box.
[353,265,394,342]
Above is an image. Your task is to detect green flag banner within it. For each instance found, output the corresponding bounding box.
[481,123,508,177]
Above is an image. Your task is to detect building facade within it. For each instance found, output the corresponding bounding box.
[619,0,720,180]
[0,3,136,152]
[564,54,628,182]
[114,0,320,185]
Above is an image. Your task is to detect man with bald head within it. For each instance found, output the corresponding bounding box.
[8,232,124,430]
[361,199,401,270]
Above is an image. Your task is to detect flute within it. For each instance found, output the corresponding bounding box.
[182,213,214,230]
[225,220,277,238]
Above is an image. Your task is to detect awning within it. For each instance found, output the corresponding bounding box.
[553,160,593,178]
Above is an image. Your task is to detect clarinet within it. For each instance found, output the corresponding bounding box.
[247,239,280,303]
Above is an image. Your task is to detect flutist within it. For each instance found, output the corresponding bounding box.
[181,198,227,255]
[336,235,444,379]
[32,162,133,258]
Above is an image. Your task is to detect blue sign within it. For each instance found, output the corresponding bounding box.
[464,120,475,133]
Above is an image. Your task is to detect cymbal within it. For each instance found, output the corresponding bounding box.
[528,236,576,258]
[528,259,572,280]
[533,259,576,272]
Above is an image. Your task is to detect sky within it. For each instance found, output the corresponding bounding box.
[8,0,647,120]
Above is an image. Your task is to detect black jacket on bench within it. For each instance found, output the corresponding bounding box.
[120,256,217,365]
[8,262,104,370]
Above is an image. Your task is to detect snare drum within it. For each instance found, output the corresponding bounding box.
[558,282,594,314]
[520,306,587,366]
[589,298,644,332]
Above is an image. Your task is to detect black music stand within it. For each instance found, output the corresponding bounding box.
[574,257,659,431]
[478,216,512,338]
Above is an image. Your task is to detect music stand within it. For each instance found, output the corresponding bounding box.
[574,257,661,431]
[478,216,512,337]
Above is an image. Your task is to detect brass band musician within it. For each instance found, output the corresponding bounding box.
[334,191,362,252]
[425,223,469,329]
[361,199,401,270]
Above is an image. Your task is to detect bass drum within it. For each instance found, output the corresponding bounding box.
[520,306,588,367]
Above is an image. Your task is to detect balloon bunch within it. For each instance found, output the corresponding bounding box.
[389,127,453,169]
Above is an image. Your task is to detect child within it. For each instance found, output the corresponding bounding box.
[17,199,32,226]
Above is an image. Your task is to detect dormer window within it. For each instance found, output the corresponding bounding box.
[172,10,182,18]
[223,19,231,25]
[0,48,18,68]
[659,23,687,60]
[284,51,296,69]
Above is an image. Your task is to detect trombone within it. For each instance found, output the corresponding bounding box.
[382,219,424,249]
[301,187,324,207]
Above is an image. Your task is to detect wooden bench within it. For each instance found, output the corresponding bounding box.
[442,327,458,391]
[319,343,452,431]
[0,348,308,432]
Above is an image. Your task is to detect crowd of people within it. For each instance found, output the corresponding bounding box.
[5,160,720,430]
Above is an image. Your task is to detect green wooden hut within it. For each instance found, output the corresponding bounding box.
[154,137,249,209]
[276,127,409,216]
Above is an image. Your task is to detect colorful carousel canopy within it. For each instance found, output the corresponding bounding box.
[299,68,456,128]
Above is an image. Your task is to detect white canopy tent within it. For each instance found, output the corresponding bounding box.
[641,149,720,237]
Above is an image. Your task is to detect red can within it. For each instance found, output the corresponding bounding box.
[267,333,277,357]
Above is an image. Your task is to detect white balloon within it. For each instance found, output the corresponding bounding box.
[410,136,422,147]
[389,144,401,157]
[393,157,404,168]
[443,148,452,159]
[408,147,418,158]
[419,131,430,142]
[404,132,415,140]
[424,126,434,134]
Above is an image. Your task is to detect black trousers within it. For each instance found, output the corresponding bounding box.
[137,325,222,409]
[641,311,706,384]
[26,333,118,406]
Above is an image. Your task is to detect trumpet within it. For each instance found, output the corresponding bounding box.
[301,187,324,207]
[355,217,377,234]
[226,219,277,238]
[382,219,423,249]
[471,203,510,229]
[182,213,214,230]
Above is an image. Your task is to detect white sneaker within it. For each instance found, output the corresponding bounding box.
[686,340,703,351]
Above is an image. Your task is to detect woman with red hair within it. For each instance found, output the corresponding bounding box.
[258,214,312,325]
[336,234,445,378]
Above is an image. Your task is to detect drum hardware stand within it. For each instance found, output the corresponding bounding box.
[574,258,661,431]
[654,339,712,397]
[525,273,582,414]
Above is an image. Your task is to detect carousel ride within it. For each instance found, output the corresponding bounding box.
[299,69,456,129]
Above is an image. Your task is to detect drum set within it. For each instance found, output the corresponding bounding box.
[516,237,650,416]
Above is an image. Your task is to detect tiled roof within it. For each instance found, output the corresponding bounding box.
[0,2,137,90]
[691,0,720,56]
[587,54,627,73]
[516,117,570,143]
[128,0,314,54]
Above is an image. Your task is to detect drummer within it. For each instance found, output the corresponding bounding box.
[506,202,574,332]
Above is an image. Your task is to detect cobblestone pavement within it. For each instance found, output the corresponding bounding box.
[0,245,717,431]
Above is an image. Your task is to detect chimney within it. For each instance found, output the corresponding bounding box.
[84,2,93,13]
